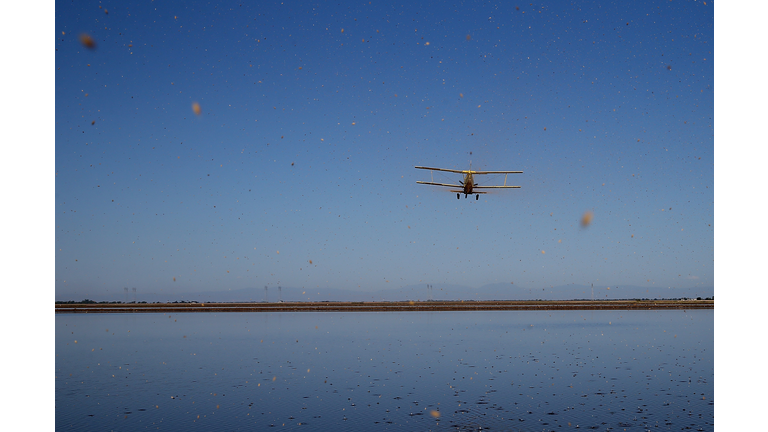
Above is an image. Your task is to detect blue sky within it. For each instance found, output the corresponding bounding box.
[53,0,714,299]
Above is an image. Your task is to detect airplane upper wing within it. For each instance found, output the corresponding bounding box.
[416,181,463,188]
[415,166,523,174]
[473,185,521,189]
[414,166,468,174]
[471,170,524,174]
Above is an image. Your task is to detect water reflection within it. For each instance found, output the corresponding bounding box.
[56,310,713,430]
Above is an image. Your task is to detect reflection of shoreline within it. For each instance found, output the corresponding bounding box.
[55,300,714,313]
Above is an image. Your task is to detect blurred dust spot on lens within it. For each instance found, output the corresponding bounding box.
[581,211,593,227]
[430,410,440,418]
[80,34,96,49]
[192,102,201,115]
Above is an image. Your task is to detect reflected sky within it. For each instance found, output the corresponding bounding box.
[56,310,713,430]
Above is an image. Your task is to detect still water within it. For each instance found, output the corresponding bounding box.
[56,310,713,431]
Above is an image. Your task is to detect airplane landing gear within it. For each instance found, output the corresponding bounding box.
[476,194,479,200]
[457,193,460,200]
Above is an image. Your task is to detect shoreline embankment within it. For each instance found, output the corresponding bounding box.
[55,299,713,313]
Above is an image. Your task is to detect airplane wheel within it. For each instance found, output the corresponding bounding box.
[456,193,460,200]
[476,194,479,200]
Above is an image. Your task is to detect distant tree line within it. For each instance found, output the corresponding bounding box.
[55,297,712,305]
[54,300,206,304]
[55,299,149,304]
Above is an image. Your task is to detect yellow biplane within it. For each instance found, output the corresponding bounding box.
[415,164,523,200]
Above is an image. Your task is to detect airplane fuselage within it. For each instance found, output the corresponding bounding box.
[463,172,474,195]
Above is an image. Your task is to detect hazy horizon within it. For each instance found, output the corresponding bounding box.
[56,282,714,304]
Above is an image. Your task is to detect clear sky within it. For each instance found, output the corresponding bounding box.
[54,0,713,299]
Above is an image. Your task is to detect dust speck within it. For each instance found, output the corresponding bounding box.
[80,34,96,49]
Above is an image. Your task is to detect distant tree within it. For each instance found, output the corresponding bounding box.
[80,299,96,304]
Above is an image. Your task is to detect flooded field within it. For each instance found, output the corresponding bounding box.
[56,310,713,431]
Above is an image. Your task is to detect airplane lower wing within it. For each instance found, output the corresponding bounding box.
[416,181,463,188]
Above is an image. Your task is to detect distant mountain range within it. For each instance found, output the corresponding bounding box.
[59,283,714,303]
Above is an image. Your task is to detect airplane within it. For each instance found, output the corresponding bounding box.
[415,164,523,200]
